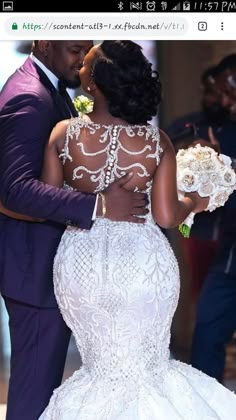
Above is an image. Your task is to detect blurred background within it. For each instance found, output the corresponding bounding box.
[1,40,236,417]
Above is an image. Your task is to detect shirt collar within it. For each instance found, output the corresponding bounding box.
[31,53,59,90]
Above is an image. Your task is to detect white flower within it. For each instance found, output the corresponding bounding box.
[219,154,232,167]
[177,168,199,192]
[220,168,236,186]
[73,95,94,114]
[200,159,216,171]
[198,182,215,196]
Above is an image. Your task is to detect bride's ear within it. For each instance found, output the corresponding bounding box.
[87,79,96,93]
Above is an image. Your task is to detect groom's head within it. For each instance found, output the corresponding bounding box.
[33,40,93,89]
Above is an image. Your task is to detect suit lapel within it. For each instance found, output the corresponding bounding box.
[62,90,78,118]
[34,63,76,120]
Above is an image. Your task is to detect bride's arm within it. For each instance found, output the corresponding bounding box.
[151,130,208,229]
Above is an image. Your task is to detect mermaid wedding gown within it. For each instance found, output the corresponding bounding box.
[39,115,236,419]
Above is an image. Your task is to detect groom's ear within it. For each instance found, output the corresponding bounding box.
[37,41,51,57]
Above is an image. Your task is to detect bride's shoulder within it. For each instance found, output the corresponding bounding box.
[55,118,71,129]
[50,118,71,140]
[139,123,160,141]
[66,113,94,131]
[72,113,92,124]
[140,125,172,153]
[158,128,175,152]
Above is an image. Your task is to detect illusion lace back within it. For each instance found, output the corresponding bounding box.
[39,115,236,420]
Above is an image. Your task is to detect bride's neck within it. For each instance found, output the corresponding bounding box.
[90,99,127,126]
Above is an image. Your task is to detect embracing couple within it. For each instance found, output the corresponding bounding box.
[0,40,235,420]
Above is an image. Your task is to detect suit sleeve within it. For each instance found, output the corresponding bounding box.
[0,94,96,229]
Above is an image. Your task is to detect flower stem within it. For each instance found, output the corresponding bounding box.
[179,223,191,238]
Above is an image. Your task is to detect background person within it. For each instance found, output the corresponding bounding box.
[191,54,236,383]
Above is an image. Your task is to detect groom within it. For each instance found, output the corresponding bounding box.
[0,40,147,420]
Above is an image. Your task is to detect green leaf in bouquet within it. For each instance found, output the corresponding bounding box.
[178,223,191,238]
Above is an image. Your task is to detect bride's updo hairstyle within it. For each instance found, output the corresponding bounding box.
[91,40,162,124]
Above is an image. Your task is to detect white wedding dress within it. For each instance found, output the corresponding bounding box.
[39,115,236,420]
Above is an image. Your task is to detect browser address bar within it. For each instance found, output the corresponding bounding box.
[4,14,188,39]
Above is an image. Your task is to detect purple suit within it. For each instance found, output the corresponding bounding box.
[0,57,96,419]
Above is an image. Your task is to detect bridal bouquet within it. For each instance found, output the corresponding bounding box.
[177,144,236,238]
[73,95,94,114]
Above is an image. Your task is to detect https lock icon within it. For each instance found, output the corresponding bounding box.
[12,22,18,30]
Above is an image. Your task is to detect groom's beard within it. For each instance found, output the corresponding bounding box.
[60,77,81,90]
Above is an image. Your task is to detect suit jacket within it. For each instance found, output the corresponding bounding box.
[0,56,96,307]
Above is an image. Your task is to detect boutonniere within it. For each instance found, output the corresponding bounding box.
[73,95,94,114]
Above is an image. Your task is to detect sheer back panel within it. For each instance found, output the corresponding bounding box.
[59,115,162,194]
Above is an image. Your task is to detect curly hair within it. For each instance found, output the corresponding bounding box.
[91,41,162,124]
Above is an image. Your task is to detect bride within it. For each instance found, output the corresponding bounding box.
[38,40,236,419]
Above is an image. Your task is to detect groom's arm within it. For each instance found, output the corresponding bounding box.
[0,94,96,229]
[0,200,43,221]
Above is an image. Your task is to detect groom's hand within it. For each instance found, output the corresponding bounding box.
[98,174,148,223]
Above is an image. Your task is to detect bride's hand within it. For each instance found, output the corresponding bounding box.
[185,192,209,214]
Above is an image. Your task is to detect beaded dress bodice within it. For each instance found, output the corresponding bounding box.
[39,115,236,420]
[59,114,162,214]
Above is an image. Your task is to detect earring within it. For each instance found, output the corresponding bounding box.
[87,86,91,91]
